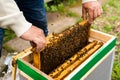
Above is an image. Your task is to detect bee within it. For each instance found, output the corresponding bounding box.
[40,21,91,74]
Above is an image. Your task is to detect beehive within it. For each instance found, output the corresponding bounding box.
[12,21,116,80]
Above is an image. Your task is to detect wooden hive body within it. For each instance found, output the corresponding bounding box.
[12,21,116,80]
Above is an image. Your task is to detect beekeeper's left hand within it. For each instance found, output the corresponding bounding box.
[82,1,103,23]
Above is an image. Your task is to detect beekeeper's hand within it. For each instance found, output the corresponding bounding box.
[20,25,46,51]
[82,1,103,23]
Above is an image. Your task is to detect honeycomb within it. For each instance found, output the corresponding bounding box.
[40,21,91,74]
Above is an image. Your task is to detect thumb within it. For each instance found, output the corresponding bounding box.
[30,41,36,48]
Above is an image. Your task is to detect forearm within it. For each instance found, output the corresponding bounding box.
[0,0,32,37]
[82,0,97,3]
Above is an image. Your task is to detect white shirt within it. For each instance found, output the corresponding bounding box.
[82,0,97,3]
[0,0,32,37]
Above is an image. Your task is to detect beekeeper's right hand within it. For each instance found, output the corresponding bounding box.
[20,25,46,51]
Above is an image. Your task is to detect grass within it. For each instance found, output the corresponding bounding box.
[2,44,15,52]
[112,60,120,80]
[102,25,113,32]
[67,11,78,17]
[3,29,16,43]
[92,25,99,30]
[2,29,16,52]
[108,0,119,8]
[76,17,84,23]
[102,5,107,12]
[107,16,119,21]
[44,0,81,17]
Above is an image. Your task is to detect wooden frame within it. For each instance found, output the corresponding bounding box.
[12,29,116,80]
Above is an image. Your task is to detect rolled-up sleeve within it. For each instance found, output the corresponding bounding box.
[0,0,32,37]
[82,0,97,3]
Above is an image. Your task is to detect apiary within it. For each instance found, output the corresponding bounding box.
[12,20,116,80]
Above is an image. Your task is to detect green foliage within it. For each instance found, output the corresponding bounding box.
[3,44,15,52]
[4,29,16,43]
[45,2,65,12]
[44,0,78,13]
[102,5,107,12]
[57,3,65,12]
[76,18,83,23]
[68,0,76,5]
[116,49,120,53]
[102,25,113,32]
[52,0,77,4]
[44,3,50,11]
[107,16,119,21]
[116,41,120,45]
[92,25,99,30]
[112,60,120,80]
[67,11,78,17]
[104,0,120,51]
[53,0,62,4]
[50,5,58,12]
[108,0,119,8]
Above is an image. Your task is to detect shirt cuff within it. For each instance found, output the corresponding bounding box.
[82,0,97,3]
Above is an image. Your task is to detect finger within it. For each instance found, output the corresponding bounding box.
[99,3,103,14]
[36,44,43,52]
[97,7,102,17]
[30,41,36,48]
[82,7,87,20]
[97,8,101,17]
[36,37,46,51]
[88,9,94,23]
[36,44,45,52]
[93,8,98,20]
[36,41,43,52]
